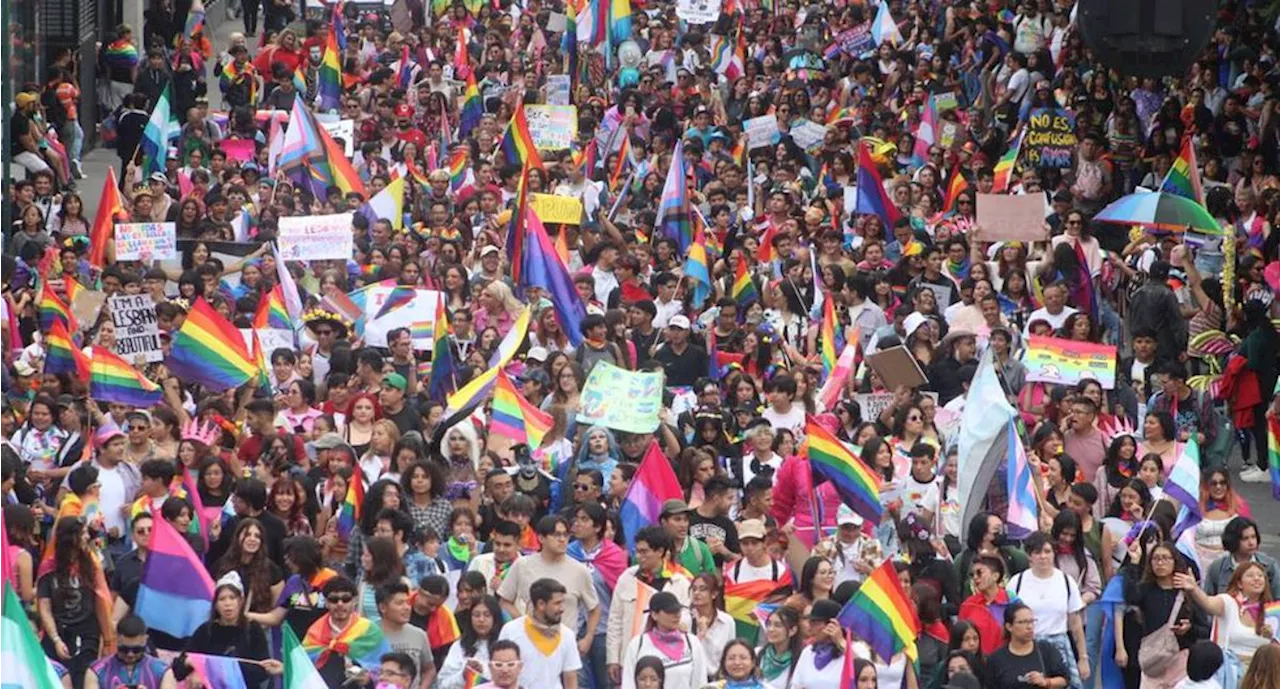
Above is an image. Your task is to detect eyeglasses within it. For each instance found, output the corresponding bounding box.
[573,483,593,491]
[327,594,355,604]
[315,329,333,336]
[134,526,152,536]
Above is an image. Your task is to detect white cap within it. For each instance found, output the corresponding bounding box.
[215,570,244,595]
[837,504,863,526]
[526,346,549,362]
[903,312,928,338]
[480,245,500,257]
[668,315,691,330]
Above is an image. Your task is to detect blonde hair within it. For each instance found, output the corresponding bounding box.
[485,281,524,317]
[366,419,401,457]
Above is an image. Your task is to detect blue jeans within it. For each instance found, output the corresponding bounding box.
[1038,632,1081,689]
[1084,602,1104,689]
[62,120,83,165]
[579,632,608,689]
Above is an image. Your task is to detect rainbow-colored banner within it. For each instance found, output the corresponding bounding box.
[1021,335,1117,389]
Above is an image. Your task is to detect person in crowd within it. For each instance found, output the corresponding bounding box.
[498,578,583,689]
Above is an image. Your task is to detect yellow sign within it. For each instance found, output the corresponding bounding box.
[530,193,584,225]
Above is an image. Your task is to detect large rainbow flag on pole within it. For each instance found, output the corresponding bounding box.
[500,103,544,169]
[1160,136,1205,205]
[135,513,215,638]
[618,441,683,550]
[490,374,553,448]
[837,560,921,662]
[90,346,163,407]
[807,418,882,524]
[166,297,257,391]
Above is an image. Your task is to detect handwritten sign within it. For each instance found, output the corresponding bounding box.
[531,193,584,224]
[1022,336,1117,389]
[576,361,664,433]
[836,23,875,56]
[934,92,959,112]
[1024,108,1077,169]
[109,294,163,362]
[676,0,720,24]
[744,114,780,150]
[976,193,1049,243]
[277,214,353,261]
[546,75,571,106]
[219,138,256,163]
[524,105,577,151]
[319,119,355,156]
[115,222,177,261]
[239,328,295,360]
[789,120,827,152]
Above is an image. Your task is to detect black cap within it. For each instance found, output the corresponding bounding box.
[807,599,842,621]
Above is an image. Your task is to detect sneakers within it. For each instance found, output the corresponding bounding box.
[71,161,85,179]
[1239,465,1270,483]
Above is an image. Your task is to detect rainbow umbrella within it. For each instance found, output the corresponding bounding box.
[1093,191,1223,234]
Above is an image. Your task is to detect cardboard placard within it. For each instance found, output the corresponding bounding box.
[363,288,442,348]
[524,105,577,151]
[530,193,584,224]
[744,114,780,150]
[277,214,354,261]
[109,294,164,362]
[837,23,875,56]
[115,222,178,261]
[546,75,571,106]
[69,291,108,332]
[576,362,664,433]
[865,345,928,390]
[975,193,1050,243]
[319,119,356,156]
[1021,336,1118,389]
[546,12,568,33]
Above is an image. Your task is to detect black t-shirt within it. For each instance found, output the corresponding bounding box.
[37,572,95,629]
[687,510,741,565]
[385,402,422,436]
[10,110,32,150]
[654,343,710,388]
[986,641,1068,689]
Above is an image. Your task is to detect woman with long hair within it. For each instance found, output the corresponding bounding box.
[355,536,407,623]
[958,554,1015,657]
[1240,644,1280,689]
[620,591,709,689]
[37,517,115,681]
[343,478,405,577]
[758,606,802,687]
[1175,561,1273,681]
[267,477,313,537]
[358,419,401,486]
[343,393,381,458]
[185,574,279,686]
[710,639,770,689]
[1005,533,1089,688]
[689,573,735,674]
[1101,479,1153,580]
[1122,539,1208,687]
[473,281,524,337]
[1094,432,1140,523]
[261,536,338,641]
[3,504,36,604]
[1195,468,1252,564]
[438,595,504,689]
[214,518,284,617]
[1140,411,1181,471]
[784,557,836,617]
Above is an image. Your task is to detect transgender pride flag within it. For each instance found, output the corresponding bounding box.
[619,441,683,550]
[1005,419,1039,539]
[135,511,214,638]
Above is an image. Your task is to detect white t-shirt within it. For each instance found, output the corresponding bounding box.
[788,644,844,689]
[902,474,940,518]
[762,405,806,439]
[728,558,785,585]
[1022,305,1078,338]
[1007,568,1083,636]
[97,464,129,535]
[498,617,583,689]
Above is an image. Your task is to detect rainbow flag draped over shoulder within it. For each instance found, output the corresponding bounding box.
[135,512,215,638]
[991,131,1023,194]
[302,614,389,669]
[44,321,89,378]
[167,297,257,391]
[104,39,140,69]
[336,465,364,540]
[253,285,292,330]
[491,373,553,448]
[425,606,461,650]
[1160,136,1204,205]
[619,441,683,550]
[807,418,881,524]
[90,346,163,407]
[500,103,544,169]
[837,560,921,662]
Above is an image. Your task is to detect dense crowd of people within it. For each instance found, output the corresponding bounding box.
[5,0,1280,688]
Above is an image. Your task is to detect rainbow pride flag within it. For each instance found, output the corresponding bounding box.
[1267,414,1279,501]
[252,331,271,392]
[39,283,77,334]
[619,441,683,550]
[447,148,469,191]
[253,285,292,330]
[491,374,553,448]
[135,512,214,638]
[425,605,461,650]
[942,167,969,213]
[167,297,257,391]
[463,668,489,689]
[458,73,483,140]
[90,346,163,407]
[1160,136,1204,205]
[103,39,140,69]
[807,418,881,524]
[724,573,793,640]
[427,298,456,400]
[991,130,1023,194]
[372,286,416,321]
[63,276,85,304]
[837,560,921,662]
[732,256,758,305]
[316,27,343,112]
[500,103,544,169]
[89,168,127,269]
[336,465,363,540]
[302,613,389,669]
[44,321,89,378]
[442,308,532,419]
[820,298,838,380]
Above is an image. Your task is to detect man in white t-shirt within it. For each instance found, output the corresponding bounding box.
[498,516,600,651]
[1007,533,1089,688]
[761,374,806,439]
[901,442,940,522]
[498,578,583,689]
[723,520,792,595]
[1022,283,1077,339]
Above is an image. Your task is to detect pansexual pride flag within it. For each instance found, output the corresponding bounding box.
[90,346,163,407]
[619,441,683,550]
[135,512,214,638]
[167,297,257,391]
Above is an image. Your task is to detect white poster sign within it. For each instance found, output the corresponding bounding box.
[364,288,443,349]
[115,222,178,261]
[277,214,354,261]
[744,115,780,150]
[524,105,577,151]
[676,0,720,24]
[319,119,356,156]
[789,120,827,152]
[109,294,164,362]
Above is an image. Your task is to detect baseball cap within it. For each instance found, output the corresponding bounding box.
[149,172,168,183]
[394,103,414,118]
[14,93,37,108]
[313,432,347,450]
[668,315,691,330]
[381,372,408,391]
[903,312,928,338]
[12,361,35,377]
[807,599,842,621]
[737,519,767,541]
[660,499,692,518]
[837,504,864,527]
[480,245,500,257]
[526,346,549,363]
[519,368,550,387]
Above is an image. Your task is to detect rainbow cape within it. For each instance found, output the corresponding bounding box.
[490,373,553,448]
[302,615,389,669]
[90,346,163,407]
[104,39,140,69]
[166,296,257,391]
[425,605,461,650]
[837,560,921,662]
[807,418,881,524]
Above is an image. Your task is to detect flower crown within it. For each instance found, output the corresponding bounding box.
[182,418,219,446]
[301,308,352,330]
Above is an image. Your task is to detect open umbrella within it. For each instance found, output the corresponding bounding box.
[1093,191,1223,234]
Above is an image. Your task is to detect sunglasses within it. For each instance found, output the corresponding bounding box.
[118,645,147,654]
[573,483,593,491]
[327,594,354,604]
